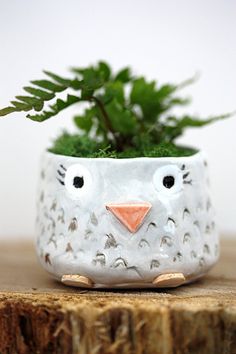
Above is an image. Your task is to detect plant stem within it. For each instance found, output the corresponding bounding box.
[89,96,123,151]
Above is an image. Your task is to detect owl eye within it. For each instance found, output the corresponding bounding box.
[73,176,84,189]
[163,175,175,189]
[153,165,183,195]
[63,164,92,199]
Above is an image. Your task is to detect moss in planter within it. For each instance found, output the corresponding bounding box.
[48,133,197,158]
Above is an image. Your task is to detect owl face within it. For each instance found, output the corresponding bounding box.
[36,152,219,287]
[56,159,191,233]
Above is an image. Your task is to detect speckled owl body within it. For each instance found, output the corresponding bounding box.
[36,151,219,288]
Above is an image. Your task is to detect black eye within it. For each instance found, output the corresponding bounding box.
[73,176,84,188]
[163,175,175,189]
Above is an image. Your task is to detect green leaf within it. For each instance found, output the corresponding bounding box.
[105,99,137,135]
[174,113,233,128]
[130,78,191,122]
[15,96,44,111]
[74,115,93,132]
[52,94,79,112]
[98,61,111,81]
[43,71,72,86]
[130,78,163,121]
[166,97,190,106]
[101,81,125,105]
[27,94,79,122]
[176,73,199,90]
[69,79,83,90]
[11,101,32,111]
[15,95,39,105]
[81,70,104,91]
[0,106,17,116]
[81,72,104,98]
[160,113,235,142]
[74,107,96,133]
[155,83,177,99]
[72,61,111,82]
[23,87,55,100]
[30,80,66,92]
[71,62,110,98]
[114,67,132,83]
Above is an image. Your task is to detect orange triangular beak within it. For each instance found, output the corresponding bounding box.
[106,202,152,233]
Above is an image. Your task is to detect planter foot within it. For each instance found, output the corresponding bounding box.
[61,274,94,288]
[153,273,186,288]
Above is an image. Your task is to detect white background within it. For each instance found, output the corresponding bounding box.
[0,0,235,239]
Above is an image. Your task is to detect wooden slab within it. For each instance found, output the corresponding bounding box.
[0,239,235,354]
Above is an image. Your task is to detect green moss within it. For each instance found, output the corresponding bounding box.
[48,132,197,158]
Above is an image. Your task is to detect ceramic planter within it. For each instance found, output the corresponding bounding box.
[36,151,219,288]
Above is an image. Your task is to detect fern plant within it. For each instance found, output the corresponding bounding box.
[0,61,233,158]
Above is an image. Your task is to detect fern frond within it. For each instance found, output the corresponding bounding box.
[30,80,66,92]
[176,73,200,91]
[15,96,44,111]
[0,107,18,116]
[159,112,235,142]
[23,87,55,100]
[0,61,234,158]
[0,72,81,119]
[27,94,80,122]
[43,71,72,86]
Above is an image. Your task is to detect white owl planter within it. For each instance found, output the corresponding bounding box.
[36,150,219,289]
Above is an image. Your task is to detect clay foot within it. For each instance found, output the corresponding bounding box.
[61,274,93,288]
[153,273,186,288]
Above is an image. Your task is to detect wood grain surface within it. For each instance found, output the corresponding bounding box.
[0,239,235,354]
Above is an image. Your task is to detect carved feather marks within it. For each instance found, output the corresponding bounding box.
[90,212,98,226]
[199,257,206,268]
[66,242,73,253]
[146,222,157,231]
[40,191,44,204]
[105,233,118,249]
[68,217,78,232]
[47,233,57,248]
[112,257,128,269]
[173,252,183,262]
[57,164,67,186]
[166,217,176,233]
[50,199,57,212]
[203,244,210,255]
[41,169,45,180]
[150,259,160,269]
[183,208,191,220]
[44,253,52,266]
[160,235,173,248]
[57,208,65,224]
[138,239,150,249]
[183,232,191,244]
[181,164,193,185]
[93,252,106,266]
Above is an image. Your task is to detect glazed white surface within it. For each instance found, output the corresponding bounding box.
[36,151,219,287]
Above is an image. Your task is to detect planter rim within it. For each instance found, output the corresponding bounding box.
[43,149,205,163]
